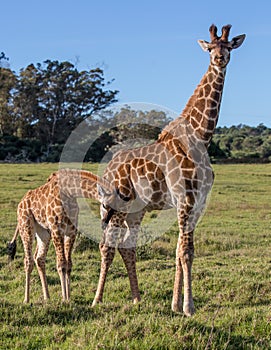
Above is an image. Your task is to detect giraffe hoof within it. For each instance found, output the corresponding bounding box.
[171,301,182,313]
[91,299,102,308]
[183,302,195,317]
[132,297,141,304]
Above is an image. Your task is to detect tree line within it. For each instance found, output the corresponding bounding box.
[210,124,271,163]
[0,54,270,163]
[0,56,118,161]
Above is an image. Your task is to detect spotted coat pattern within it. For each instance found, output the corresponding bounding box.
[9,169,118,303]
[92,25,246,316]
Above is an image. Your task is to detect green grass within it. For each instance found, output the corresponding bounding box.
[0,163,271,349]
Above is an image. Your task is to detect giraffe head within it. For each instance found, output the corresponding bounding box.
[198,24,245,68]
[98,186,131,229]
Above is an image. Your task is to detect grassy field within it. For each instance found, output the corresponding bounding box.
[0,163,270,349]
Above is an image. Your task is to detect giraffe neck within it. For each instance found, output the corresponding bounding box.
[54,169,113,200]
[69,173,99,200]
[162,65,226,145]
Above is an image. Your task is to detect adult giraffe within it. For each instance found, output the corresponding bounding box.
[93,24,245,316]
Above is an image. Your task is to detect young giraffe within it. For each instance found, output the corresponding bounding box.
[8,169,122,303]
[93,24,246,316]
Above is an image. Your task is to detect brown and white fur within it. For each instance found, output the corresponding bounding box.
[8,169,123,303]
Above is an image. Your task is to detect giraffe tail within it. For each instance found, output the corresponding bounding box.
[7,224,19,261]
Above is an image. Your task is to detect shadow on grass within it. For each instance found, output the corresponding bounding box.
[0,299,98,327]
[177,318,262,349]
[1,298,269,349]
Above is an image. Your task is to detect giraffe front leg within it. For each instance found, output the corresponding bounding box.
[118,247,141,304]
[64,231,76,302]
[51,232,67,301]
[92,243,116,307]
[172,234,195,316]
[172,202,195,316]
[58,260,67,302]
[172,242,183,313]
[180,235,195,317]
[118,211,145,304]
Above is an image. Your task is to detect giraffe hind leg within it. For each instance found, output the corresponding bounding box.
[34,224,51,301]
[20,224,35,303]
[7,240,17,261]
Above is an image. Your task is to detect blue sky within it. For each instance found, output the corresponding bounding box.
[2,0,271,126]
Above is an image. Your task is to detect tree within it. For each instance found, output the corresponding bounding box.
[0,52,9,67]
[109,107,172,146]
[75,107,174,163]
[208,139,229,160]
[258,136,271,159]
[212,124,271,162]
[13,64,42,138]
[0,68,17,135]
[13,60,118,150]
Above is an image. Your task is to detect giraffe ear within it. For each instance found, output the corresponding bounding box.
[229,34,246,50]
[198,40,211,52]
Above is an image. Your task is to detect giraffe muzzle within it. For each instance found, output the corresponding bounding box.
[101,207,116,230]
